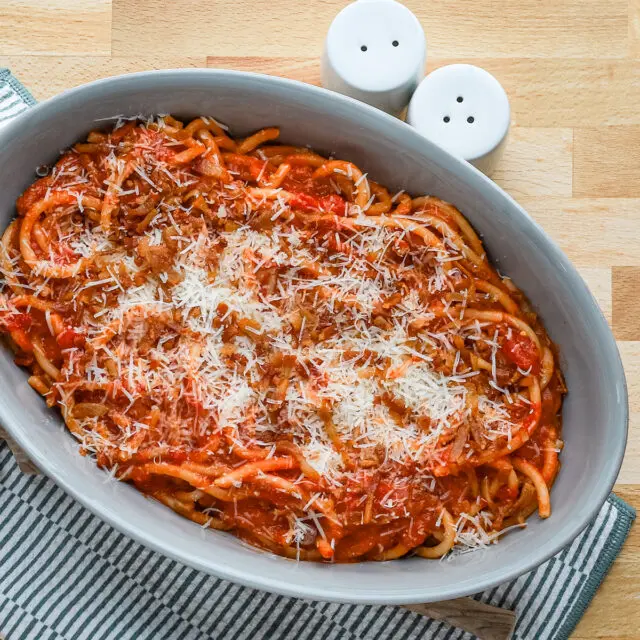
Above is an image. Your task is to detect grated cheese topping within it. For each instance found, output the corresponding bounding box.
[0,116,560,560]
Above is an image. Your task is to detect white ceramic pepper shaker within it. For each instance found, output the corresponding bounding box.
[407,64,511,176]
[321,0,426,116]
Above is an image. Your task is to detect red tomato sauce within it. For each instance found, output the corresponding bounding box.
[502,332,539,373]
[289,192,347,215]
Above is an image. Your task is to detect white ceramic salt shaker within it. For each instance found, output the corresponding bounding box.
[407,64,510,176]
[321,0,426,116]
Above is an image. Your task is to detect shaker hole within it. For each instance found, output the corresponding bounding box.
[443,116,450,123]
[467,116,475,123]
[361,45,368,52]
[457,96,463,103]
[392,40,399,47]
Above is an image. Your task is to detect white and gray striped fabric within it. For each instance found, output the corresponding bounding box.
[0,70,35,126]
[0,444,634,640]
[0,70,636,640]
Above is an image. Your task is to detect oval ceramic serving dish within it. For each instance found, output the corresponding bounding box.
[0,70,628,604]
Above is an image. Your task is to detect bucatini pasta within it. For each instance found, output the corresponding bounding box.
[0,116,565,562]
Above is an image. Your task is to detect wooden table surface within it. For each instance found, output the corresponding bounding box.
[1,0,639,636]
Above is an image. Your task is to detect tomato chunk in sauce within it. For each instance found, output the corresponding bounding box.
[289,193,347,215]
[502,332,539,373]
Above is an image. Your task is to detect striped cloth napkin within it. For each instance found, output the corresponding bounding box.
[0,69,35,125]
[0,69,636,640]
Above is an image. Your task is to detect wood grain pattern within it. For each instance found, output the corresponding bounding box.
[518,198,640,267]
[613,269,640,340]
[204,56,640,127]
[404,599,515,640]
[492,128,572,197]
[429,59,640,127]
[412,0,629,59]
[112,0,629,59]
[112,0,334,57]
[0,0,639,636]
[619,342,640,413]
[631,0,640,58]
[0,0,111,56]
[0,56,207,101]
[574,127,640,197]
[577,268,612,324]
[618,413,640,484]
[206,56,322,85]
